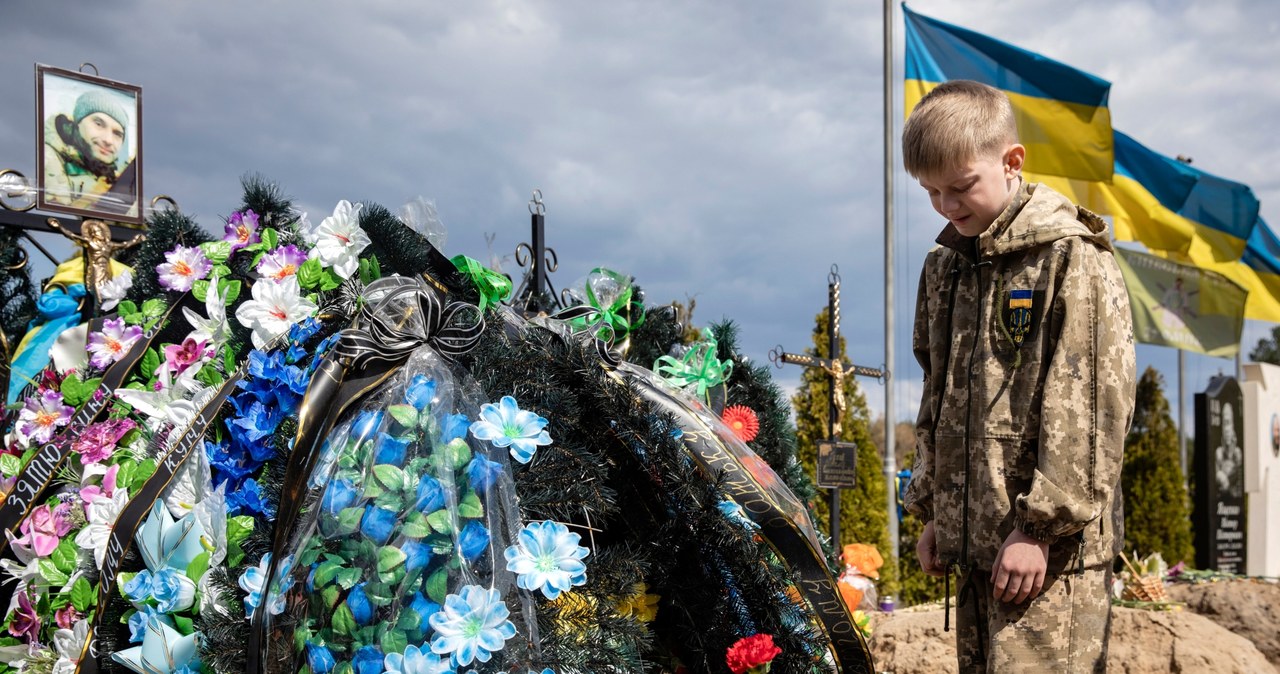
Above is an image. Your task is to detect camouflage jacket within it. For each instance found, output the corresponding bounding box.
[903,181,1136,573]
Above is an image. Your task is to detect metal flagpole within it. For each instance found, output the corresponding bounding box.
[883,0,899,566]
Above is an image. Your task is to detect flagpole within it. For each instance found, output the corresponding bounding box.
[1179,348,1187,488]
[883,0,899,569]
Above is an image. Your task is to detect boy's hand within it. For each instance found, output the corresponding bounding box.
[916,520,946,577]
[991,529,1049,604]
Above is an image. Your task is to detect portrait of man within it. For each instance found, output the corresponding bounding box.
[35,64,143,224]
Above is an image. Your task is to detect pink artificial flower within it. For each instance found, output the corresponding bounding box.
[157,245,213,292]
[16,502,73,557]
[80,464,120,510]
[87,317,145,370]
[17,390,74,445]
[161,337,211,378]
[72,418,136,465]
[55,605,82,630]
[9,591,39,642]
[223,209,261,251]
[257,244,307,283]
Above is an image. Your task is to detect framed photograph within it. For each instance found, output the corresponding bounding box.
[35,64,143,226]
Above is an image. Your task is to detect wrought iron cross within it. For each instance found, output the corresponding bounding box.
[511,189,564,314]
[770,265,884,545]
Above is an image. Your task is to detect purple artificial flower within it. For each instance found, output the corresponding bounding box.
[157,244,213,292]
[16,501,73,556]
[161,337,211,378]
[55,604,83,630]
[257,244,307,283]
[10,591,40,642]
[87,317,145,370]
[79,464,120,508]
[18,389,74,444]
[73,418,136,465]
[223,209,261,251]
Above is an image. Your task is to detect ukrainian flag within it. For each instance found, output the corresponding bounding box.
[1034,131,1261,265]
[1202,218,1280,322]
[903,4,1113,181]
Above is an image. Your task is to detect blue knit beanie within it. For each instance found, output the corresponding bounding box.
[72,90,129,129]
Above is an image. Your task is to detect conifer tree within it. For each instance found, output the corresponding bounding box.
[895,451,948,607]
[793,307,896,591]
[1122,366,1195,565]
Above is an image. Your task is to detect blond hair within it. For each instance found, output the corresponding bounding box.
[902,80,1018,177]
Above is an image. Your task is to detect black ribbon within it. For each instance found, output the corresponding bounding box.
[76,367,247,674]
[334,276,484,368]
[541,305,622,368]
[621,364,875,674]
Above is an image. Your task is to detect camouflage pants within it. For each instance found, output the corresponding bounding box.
[954,565,1111,673]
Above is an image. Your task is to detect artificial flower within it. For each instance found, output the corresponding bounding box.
[73,418,136,464]
[615,582,660,623]
[346,583,374,625]
[718,500,760,533]
[223,209,261,251]
[257,244,307,283]
[307,200,370,279]
[79,463,119,504]
[407,592,442,633]
[17,390,74,445]
[722,405,760,442]
[841,543,884,580]
[149,568,198,613]
[87,317,146,369]
[111,614,199,674]
[466,455,503,495]
[374,433,411,466]
[54,605,82,631]
[98,268,134,311]
[136,500,209,572]
[504,520,589,600]
[160,337,212,379]
[9,591,39,642]
[51,618,88,674]
[414,475,445,513]
[385,644,452,674]
[238,553,291,617]
[156,245,212,292]
[725,633,782,674]
[183,271,232,347]
[360,505,398,546]
[352,646,384,674]
[235,275,317,348]
[458,520,491,563]
[469,396,552,464]
[321,478,362,516]
[402,540,435,573]
[306,643,337,674]
[404,374,436,411]
[127,607,173,643]
[428,585,517,667]
[15,502,73,557]
[74,488,130,569]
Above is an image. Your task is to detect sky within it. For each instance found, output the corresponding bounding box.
[2,0,1279,454]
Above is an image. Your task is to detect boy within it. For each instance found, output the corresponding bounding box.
[901,80,1136,673]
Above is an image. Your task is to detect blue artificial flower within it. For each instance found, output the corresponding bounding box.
[408,592,442,634]
[503,520,590,600]
[287,342,308,364]
[361,505,399,545]
[717,500,759,532]
[415,475,445,513]
[458,520,490,563]
[428,585,517,667]
[227,478,273,518]
[404,375,437,411]
[279,363,311,397]
[403,539,434,573]
[375,432,412,467]
[352,645,385,674]
[347,582,374,625]
[385,644,452,674]
[440,413,470,443]
[123,570,154,605]
[352,410,385,442]
[239,553,289,617]
[306,563,318,593]
[228,400,284,462]
[468,396,552,464]
[288,316,323,346]
[207,439,255,483]
[465,456,503,495]
[322,477,362,515]
[306,642,337,674]
[150,567,198,613]
[127,606,173,643]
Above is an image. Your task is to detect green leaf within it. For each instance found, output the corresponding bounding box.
[129,459,158,490]
[192,279,210,303]
[400,512,431,539]
[140,348,161,378]
[115,300,138,317]
[228,541,245,568]
[337,507,364,535]
[116,572,137,599]
[59,373,93,407]
[38,559,69,586]
[69,577,96,613]
[426,510,453,534]
[457,491,483,520]
[321,585,342,612]
[334,663,353,674]
[196,364,223,387]
[377,546,407,576]
[365,581,395,607]
[436,438,471,471]
[372,465,407,494]
[186,552,210,584]
[227,515,255,546]
[334,567,362,590]
[173,614,195,635]
[313,561,342,589]
[262,228,279,250]
[0,454,20,477]
[199,240,233,264]
[51,538,78,574]
[319,269,343,292]
[379,628,408,655]
[141,298,167,318]
[387,405,418,429]
[222,279,242,304]
[297,258,324,290]
[332,604,356,637]
[425,568,449,604]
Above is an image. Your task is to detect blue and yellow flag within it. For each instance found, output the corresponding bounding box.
[1115,247,1247,357]
[1199,218,1280,323]
[903,4,1113,181]
[1035,131,1261,266]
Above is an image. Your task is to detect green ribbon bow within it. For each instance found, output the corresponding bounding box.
[451,255,512,311]
[653,328,733,402]
[565,267,644,342]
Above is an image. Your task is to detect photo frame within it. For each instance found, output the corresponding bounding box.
[35,64,143,226]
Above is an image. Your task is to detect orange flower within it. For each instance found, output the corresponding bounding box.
[841,543,883,579]
[722,405,760,442]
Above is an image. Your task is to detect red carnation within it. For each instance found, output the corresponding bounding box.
[726,633,782,674]
[722,405,760,442]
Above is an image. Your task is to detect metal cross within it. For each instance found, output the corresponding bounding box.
[511,189,564,314]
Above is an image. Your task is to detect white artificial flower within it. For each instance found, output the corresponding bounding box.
[115,368,205,434]
[183,271,232,348]
[307,200,370,279]
[51,618,89,674]
[98,269,134,311]
[75,488,131,569]
[235,276,317,349]
[0,532,41,615]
